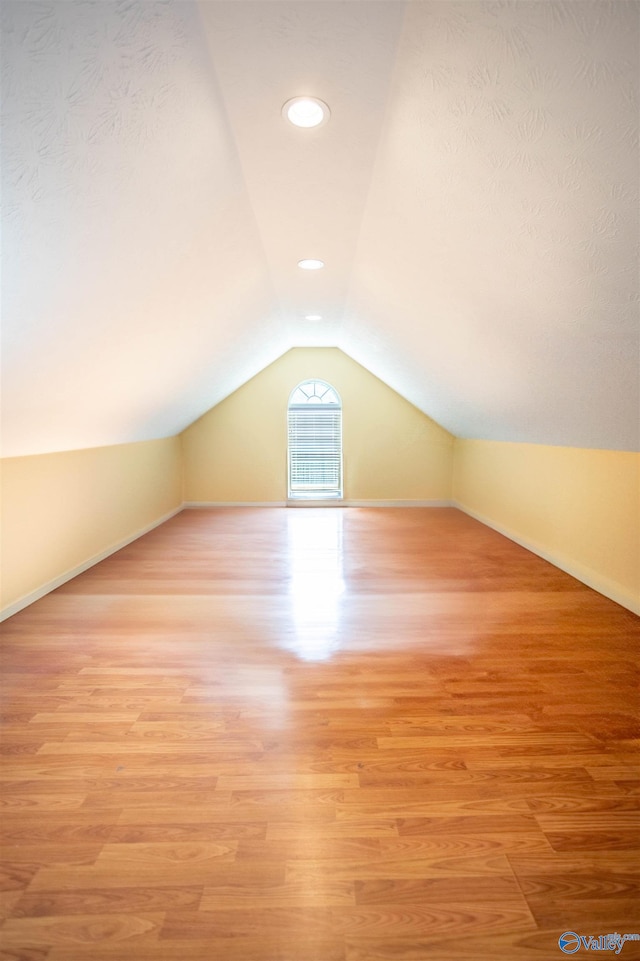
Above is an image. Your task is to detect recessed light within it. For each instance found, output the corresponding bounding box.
[298,259,324,270]
[283,97,330,128]
[305,314,322,321]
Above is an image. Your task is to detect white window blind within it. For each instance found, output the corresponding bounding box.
[288,381,342,498]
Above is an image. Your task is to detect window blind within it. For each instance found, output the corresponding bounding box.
[288,406,342,497]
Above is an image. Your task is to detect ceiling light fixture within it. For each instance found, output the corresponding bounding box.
[298,259,324,270]
[283,96,330,128]
[305,314,322,321]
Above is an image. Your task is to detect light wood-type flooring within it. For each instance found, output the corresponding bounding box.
[1,507,639,961]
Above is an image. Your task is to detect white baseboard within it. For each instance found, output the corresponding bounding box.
[0,506,183,623]
[453,501,640,617]
[183,501,288,508]
[185,500,453,509]
[337,499,452,508]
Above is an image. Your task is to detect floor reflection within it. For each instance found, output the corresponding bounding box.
[285,509,345,661]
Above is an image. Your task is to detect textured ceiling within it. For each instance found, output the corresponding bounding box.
[2,0,638,457]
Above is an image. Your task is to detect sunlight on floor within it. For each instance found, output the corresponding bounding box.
[285,510,345,661]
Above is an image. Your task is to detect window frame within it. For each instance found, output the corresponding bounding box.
[287,380,343,500]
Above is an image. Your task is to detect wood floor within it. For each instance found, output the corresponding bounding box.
[1,507,639,961]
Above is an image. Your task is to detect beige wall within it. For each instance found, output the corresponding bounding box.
[1,436,182,616]
[453,439,640,615]
[181,347,454,503]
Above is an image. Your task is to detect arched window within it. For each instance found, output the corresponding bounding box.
[288,380,342,499]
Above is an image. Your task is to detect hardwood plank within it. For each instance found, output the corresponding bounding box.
[0,813,120,844]
[35,740,262,755]
[94,840,239,864]
[587,765,640,780]
[199,880,356,909]
[342,901,537,945]
[236,838,381,861]
[507,852,640,875]
[346,931,640,960]
[0,947,52,961]
[336,797,532,819]
[108,822,267,843]
[0,845,103,866]
[526,796,640,813]
[396,814,541,835]
[353,876,524,903]
[164,902,535,937]
[544,831,640,852]
[377,833,554,856]
[2,776,220,795]
[266,821,399,840]
[11,887,204,917]
[534,812,640,832]
[354,777,622,800]
[357,765,594,785]
[28,714,141,725]
[466,753,638,770]
[216,774,360,791]
[0,913,163,948]
[525,897,640,927]
[27,858,284,892]
[47,938,347,961]
[0,795,87,811]
[284,853,515,881]
[376,733,600,752]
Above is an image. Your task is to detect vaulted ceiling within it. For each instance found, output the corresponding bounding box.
[3,0,638,457]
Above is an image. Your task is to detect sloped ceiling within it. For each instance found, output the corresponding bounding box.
[2,0,638,457]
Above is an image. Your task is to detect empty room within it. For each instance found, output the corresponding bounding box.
[1,2,639,960]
